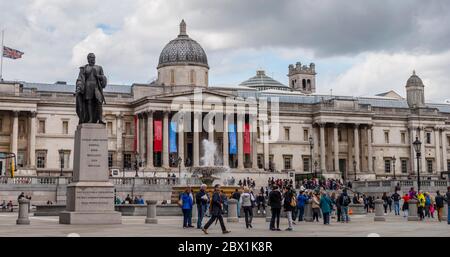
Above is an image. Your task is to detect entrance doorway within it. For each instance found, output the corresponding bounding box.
[339,159,346,180]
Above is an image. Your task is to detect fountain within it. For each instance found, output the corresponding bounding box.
[171,139,239,202]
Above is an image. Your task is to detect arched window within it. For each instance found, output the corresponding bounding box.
[302,79,306,90]
[190,70,195,84]
[307,79,311,90]
[170,70,175,85]
[205,71,208,86]
[291,80,295,87]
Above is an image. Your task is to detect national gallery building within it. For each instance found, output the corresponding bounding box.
[0,20,449,181]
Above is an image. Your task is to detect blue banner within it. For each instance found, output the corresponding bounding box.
[169,121,177,153]
[229,123,237,155]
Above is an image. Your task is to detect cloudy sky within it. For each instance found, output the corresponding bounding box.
[1,0,450,102]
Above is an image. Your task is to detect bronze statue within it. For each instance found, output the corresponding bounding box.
[75,53,107,124]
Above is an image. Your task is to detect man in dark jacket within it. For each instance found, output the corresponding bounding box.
[391,191,401,216]
[283,186,295,231]
[231,189,241,217]
[435,190,445,222]
[338,189,351,223]
[268,185,282,231]
[195,184,209,229]
[202,184,230,234]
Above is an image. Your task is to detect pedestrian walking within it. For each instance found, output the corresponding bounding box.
[240,187,255,229]
[338,189,351,223]
[320,191,332,225]
[435,190,444,222]
[202,184,231,234]
[283,186,295,231]
[195,184,209,229]
[402,193,410,218]
[417,191,426,221]
[268,185,282,231]
[180,188,194,228]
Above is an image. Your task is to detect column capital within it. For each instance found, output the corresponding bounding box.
[12,111,19,117]
[30,111,37,118]
[146,109,154,115]
[353,123,360,128]
[115,112,124,119]
[316,122,325,128]
[333,122,340,128]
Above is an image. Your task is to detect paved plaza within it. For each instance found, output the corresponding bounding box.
[0,213,448,237]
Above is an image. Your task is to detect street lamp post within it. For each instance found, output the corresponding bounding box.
[353,160,357,181]
[392,156,396,180]
[309,136,313,177]
[413,137,422,192]
[134,152,140,178]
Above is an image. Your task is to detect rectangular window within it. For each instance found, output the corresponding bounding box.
[269,155,274,170]
[384,131,389,144]
[448,161,450,172]
[107,121,113,136]
[284,127,290,141]
[401,159,408,174]
[17,150,25,167]
[303,157,310,172]
[19,120,26,135]
[448,136,450,147]
[384,159,391,173]
[283,155,292,170]
[257,154,263,169]
[303,129,309,141]
[62,121,69,135]
[125,122,132,135]
[36,151,46,168]
[124,153,132,169]
[338,130,342,142]
[426,132,431,144]
[401,132,406,144]
[427,160,433,173]
[38,120,45,134]
[63,151,70,169]
[108,152,114,168]
[170,70,175,84]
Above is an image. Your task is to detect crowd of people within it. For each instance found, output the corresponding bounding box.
[115,194,145,205]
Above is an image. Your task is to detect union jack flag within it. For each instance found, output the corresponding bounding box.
[2,46,24,59]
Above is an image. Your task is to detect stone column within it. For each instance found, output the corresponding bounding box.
[319,123,326,173]
[263,118,270,170]
[333,123,339,173]
[11,111,19,158]
[139,114,146,161]
[407,199,419,221]
[16,198,30,225]
[146,111,154,169]
[374,199,385,221]
[367,126,373,173]
[29,112,36,169]
[178,119,185,168]
[208,116,214,144]
[227,198,239,222]
[251,114,258,169]
[237,114,244,169]
[162,111,169,168]
[135,114,140,154]
[193,112,200,167]
[223,114,229,167]
[443,129,448,172]
[435,127,441,172]
[145,200,158,224]
[354,124,360,173]
[410,127,418,175]
[116,113,123,169]
[419,128,425,173]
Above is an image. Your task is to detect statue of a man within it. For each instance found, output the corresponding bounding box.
[75,53,107,124]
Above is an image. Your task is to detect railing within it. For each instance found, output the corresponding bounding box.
[353,179,449,193]
[399,180,413,187]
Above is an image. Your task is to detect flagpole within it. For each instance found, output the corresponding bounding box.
[0,30,4,81]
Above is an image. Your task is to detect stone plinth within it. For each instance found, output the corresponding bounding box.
[407,199,419,221]
[59,124,121,225]
[227,199,239,222]
[304,200,313,222]
[374,199,385,221]
[145,200,158,224]
[16,199,30,225]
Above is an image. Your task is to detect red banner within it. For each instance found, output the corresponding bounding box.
[244,123,251,154]
[154,120,162,152]
[133,115,138,153]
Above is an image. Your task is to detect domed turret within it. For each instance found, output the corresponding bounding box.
[405,70,425,108]
[157,20,209,87]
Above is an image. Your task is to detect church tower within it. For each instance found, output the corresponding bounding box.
[405,70,425,108]
[287,61,316,94]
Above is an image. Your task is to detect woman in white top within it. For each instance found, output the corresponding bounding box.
[240,187,255,229]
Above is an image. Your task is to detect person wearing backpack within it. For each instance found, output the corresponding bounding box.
[283,186,295,231]
[391,191,401,216]
[338,189,351,223]
[320,191,332,225]
[240,187,255,229]
[424,192,432,218]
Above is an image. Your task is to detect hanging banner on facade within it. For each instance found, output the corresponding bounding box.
[153,120,162,152]
[244,123,251,154]
[229,123,237,155]
[169,121,178,153]
[133,115,138,153]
